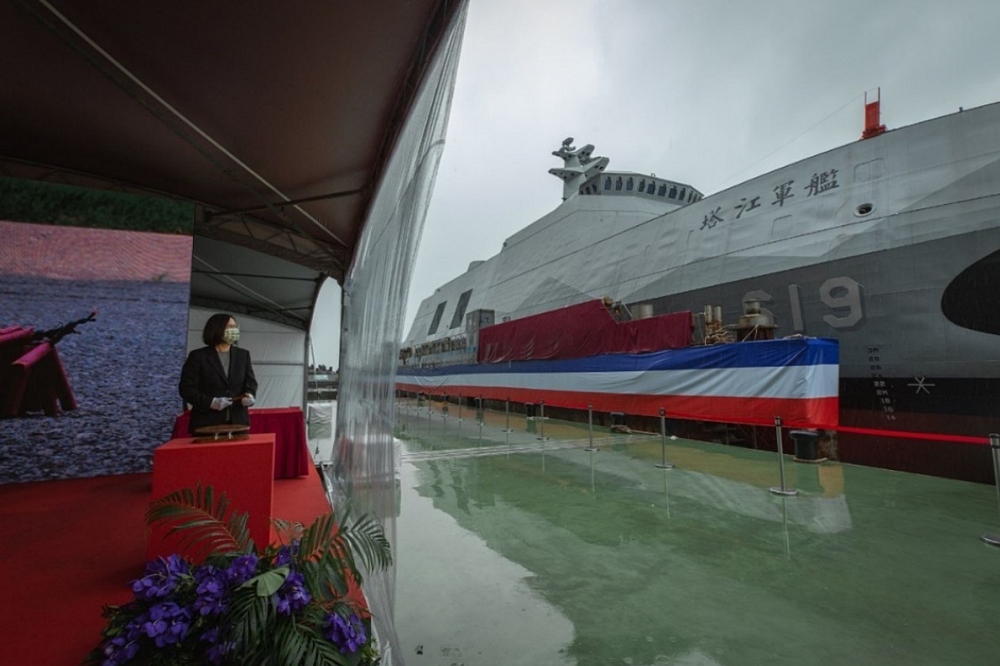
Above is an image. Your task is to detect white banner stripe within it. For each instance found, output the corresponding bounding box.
[398,364,838,399]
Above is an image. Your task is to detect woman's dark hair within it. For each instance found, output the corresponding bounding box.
[202,313,235,346]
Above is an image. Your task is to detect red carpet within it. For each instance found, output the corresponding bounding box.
[0,464,332,665]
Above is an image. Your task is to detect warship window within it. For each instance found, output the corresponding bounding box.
[638,179,646,193]
[668,186,677,199]
[604,177,611,190]
[626,178,634,191]
[658,184,667,196]
[615,177,623,191]
[428,301,447,335]
[678,187,686,201]
[449,289,473,329]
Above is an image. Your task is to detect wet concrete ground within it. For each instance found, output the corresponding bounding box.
[386,399,1000,666]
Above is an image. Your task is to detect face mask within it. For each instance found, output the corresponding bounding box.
[223,328,240,344]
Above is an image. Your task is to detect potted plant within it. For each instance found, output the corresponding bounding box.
[86,485,390,665]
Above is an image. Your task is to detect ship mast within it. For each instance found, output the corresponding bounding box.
[548,138,610,200]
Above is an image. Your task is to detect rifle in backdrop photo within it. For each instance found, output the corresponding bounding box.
[0,310,96,417]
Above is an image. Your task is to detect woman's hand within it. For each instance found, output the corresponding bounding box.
[210,397,233,411]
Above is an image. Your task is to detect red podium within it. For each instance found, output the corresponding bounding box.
[148,433,275,560]
[172,407,311,479]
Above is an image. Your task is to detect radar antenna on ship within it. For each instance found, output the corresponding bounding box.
[548,138,610,201]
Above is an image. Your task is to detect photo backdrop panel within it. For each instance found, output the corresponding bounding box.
[0,219,193,484]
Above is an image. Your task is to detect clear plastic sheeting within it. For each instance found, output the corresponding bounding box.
[328,4,468,665]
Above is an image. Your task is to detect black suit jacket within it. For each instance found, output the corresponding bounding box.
[178,345,259,435]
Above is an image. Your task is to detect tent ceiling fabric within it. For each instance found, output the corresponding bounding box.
[1,0,464,322]
[190,237,321,330]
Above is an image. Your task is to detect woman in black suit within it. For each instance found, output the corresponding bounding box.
[179,313,258,435]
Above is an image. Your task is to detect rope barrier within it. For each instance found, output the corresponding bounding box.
[834,425,990,446]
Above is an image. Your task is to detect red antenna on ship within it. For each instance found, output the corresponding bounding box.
[862,88,887,139]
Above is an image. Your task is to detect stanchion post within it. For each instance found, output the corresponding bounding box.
[457,394,463,422]
[505,396,511,447]
[584,402,597,451]
[503,398,511,433]
[981,433,1000,547]
[655,408,675,469]
[537,400,548,441]
[769,416,798,496]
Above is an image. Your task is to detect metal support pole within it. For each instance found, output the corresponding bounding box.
[503,398,512,433]
[769,416,798,496]
[457,394,463,422]
[655,408,675,469]
[537,400,548,440]
[981,433,1000,547]
[584,402,597,451]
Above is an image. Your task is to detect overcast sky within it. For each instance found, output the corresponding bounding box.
[310,0,1000,368]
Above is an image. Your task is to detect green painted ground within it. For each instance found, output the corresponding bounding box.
[392,403,1000,666]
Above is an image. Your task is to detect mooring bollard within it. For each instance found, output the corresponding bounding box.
[769,416,798,496]
[584,402,597,451]
[981,433,1000,547]
[537,400,549,440]
[655,408,675,469]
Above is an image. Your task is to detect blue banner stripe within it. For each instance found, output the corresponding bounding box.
[398,338,838,378]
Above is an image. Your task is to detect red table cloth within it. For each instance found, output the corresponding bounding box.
[172,407,311,479]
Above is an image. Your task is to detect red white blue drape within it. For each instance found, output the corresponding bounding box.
[398,337,838,428]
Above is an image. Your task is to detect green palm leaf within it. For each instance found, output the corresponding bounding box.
[146,483,253,559]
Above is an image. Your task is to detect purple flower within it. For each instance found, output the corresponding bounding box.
[205,640,236,665]
[200,626,237,666]
[274,540,300,567]
[130,555,191,601]
[193,594,227,617]
[193,565,228,617]
[270,570,311,615]
[323,612,367,653]
[141,602,191,648]
[225,553,259,585]
[101,634,140,666]
[200,626,221,644]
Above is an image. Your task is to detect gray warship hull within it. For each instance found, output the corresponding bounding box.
[404,101,1000,481]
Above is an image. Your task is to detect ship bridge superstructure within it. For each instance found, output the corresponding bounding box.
[549,137,703,205]
[582,170,703,206]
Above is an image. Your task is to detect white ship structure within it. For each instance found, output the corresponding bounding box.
[400,98,1000,481]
